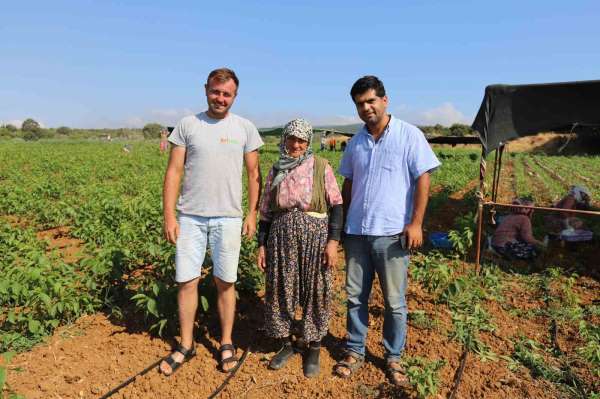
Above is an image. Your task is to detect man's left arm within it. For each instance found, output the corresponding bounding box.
[404,172,431,249]
[243,149,261,238]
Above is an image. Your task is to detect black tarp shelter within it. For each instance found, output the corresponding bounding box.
[469,80,600,270]
[472,80,600,155]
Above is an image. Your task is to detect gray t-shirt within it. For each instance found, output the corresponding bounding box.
[168,112,264,218]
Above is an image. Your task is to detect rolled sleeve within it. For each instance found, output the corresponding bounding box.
[244,124,264,153]
[168,121,186,147]
[409,129,441,179]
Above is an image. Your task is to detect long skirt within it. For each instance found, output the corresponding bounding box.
[264,208,332,342]
[493,241,538,260]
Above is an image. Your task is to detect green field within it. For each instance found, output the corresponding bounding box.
[1,141,599,398]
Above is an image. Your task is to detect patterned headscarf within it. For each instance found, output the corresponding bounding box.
[271,118,314,189]
[568,186,591,205]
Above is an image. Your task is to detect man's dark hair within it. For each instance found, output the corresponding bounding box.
[350,75,386,101]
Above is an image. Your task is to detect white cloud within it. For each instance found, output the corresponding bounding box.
[148,108,195,125]
[0,119,23,128]
[105,108,196,129]
[395,102,471,126]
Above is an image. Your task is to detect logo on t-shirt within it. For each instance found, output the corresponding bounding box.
[220,137,240,145]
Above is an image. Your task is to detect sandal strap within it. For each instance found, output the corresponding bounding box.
[219,343,236,353]
[220,356,239,364]
[164,355,179,367]
[343,350,364,361]
[176,344,196,358]
[334,356,364,376]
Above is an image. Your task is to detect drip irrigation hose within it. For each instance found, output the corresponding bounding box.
[448,347,468,399]
[99,357,164,399]
[98,346,251,399]
[207,346,251,399]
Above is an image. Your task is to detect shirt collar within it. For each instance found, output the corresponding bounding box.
[358,115,394,142]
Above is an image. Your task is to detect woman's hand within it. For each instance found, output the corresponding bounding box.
[323,240,338,269]
[257,245,267,272]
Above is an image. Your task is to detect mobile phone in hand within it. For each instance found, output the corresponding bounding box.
[399,233,407,250]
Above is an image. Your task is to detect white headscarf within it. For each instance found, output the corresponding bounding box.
[568,186,591,205]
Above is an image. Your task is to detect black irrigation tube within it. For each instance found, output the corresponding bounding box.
[98,346,251,399]
[99,357,164,399]
[448,347,469,399]
[207,347,251,399]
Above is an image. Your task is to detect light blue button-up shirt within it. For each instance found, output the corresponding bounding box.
[339,116,441,236]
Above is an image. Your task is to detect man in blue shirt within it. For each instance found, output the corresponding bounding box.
[334,76,440,386]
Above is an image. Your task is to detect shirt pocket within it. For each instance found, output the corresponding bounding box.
[380,149,400,171]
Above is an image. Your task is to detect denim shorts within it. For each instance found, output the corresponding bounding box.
[175,213,242,283]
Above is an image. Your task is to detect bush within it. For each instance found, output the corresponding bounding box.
[142,123,163,139]
[22,130,41,141]
[56,126,71,135]
[449,123,474,137]
[21,118,41,133]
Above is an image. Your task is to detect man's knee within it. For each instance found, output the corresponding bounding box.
[214,276,235,291]
[179,277,200,291]
[384,294,407,313]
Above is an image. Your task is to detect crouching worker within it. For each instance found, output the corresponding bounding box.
[492,198,545,260]
[256,118,343,378]
[545,185,592,234]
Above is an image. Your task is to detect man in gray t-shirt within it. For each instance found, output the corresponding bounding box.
[160,68,263,375]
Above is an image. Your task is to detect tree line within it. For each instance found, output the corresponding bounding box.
[0,119,165,141]
[1,118,477,141]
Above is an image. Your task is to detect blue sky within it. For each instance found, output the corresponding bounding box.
[1,0,599,128]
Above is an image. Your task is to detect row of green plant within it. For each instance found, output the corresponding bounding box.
[509,267,599,397]
[0,142,273,349]
[0,222,113,352]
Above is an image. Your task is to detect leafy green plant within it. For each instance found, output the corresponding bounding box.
[512,338,564,382]
[409,310,439,331]
[401,356,446,399]
[577,320,600,374]
[411,252,454,296]
[449,304,496,360]
[448,227,473,260]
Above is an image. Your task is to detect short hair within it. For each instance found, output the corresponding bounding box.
[207,67,239,89]
[350,75,386,101]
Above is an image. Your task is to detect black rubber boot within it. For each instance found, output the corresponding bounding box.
[268,339,295,370]
[303,344,320,378]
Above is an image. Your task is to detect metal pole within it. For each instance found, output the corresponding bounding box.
[475,147,487,273]
[483,201,600,217]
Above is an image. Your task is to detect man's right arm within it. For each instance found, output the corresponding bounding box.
[163,146,186,244]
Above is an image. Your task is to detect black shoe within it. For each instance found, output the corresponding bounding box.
[303,346,320,378]
[269,342,295,370]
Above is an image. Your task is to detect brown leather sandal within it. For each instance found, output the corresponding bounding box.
[218,343,239,373]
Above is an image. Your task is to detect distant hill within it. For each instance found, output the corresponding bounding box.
[259,122,479,138]
[259,123,362,136]
[259,127,283,136]
[316,123,362,134]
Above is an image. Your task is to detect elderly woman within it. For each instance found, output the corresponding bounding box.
[492,198,545,260]
[257,118,343,378]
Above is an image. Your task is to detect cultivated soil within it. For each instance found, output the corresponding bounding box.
[4,141,599,399]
